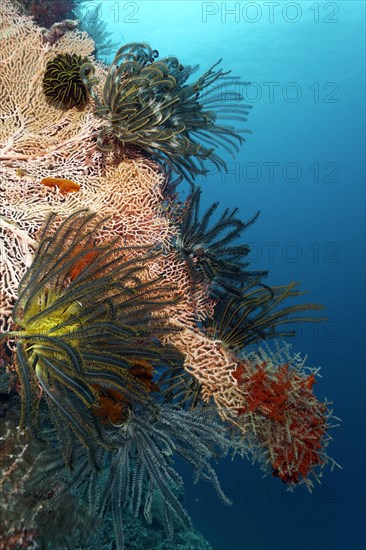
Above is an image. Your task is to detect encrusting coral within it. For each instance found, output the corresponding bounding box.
[0,1,339,548]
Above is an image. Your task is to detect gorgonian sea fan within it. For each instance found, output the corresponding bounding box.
[80,43,252,183]
[1,210,176,464]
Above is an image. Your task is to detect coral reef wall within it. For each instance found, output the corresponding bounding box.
[0,2,338,547]
[0,0,337,447]
[0,0,234,424]
[0,1,212,332]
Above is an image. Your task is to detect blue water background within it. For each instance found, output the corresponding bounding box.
[78,1,365,549]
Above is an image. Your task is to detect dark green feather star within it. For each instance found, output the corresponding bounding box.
[80,43,252,183]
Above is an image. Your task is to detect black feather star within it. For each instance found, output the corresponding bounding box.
[175,185,267,295]
[43,53,91,109]
[206,281,326,350]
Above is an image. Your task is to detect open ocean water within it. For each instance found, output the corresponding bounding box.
[3,1,365,549]
[93,2,365,549]
[97,2,366,548]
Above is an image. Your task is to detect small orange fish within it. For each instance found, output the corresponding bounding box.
[40,177,80,195]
